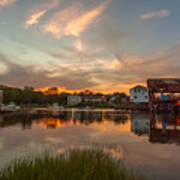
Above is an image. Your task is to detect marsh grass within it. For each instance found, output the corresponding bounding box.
[0,149,144,180]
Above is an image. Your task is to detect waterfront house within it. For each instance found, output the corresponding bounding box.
[1,102,21,112]
[67,95,82,106]
[130,86,149,103]
[83,95,106,104]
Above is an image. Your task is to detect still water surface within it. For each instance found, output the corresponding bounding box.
[0,109,180,180]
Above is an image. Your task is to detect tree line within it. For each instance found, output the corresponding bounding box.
[1,86,68,106]
[0,85,128,107]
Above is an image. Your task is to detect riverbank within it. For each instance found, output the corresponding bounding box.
[0,104,149,115]
[0,150,144,180]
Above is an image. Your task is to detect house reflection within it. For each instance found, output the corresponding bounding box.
[149,112,180,144]
[2,111,180,145]
[130,112,180,145]
[131,113,150,136]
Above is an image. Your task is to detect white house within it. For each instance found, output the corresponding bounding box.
[1,102,21,112]
[67,95,82,106]
[130,86,148,103]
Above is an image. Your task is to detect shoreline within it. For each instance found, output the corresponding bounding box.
[0,107,150,115]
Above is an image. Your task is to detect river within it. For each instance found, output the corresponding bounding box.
[0,109,180,180]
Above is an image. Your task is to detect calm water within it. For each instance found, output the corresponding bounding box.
[0,109,180,180]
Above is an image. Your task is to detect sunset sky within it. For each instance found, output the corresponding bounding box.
[0,0,180,93]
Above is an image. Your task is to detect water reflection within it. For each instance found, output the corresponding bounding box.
[1,110,180,146]
[1,110,180,180]
[150,112,180,144]
[131,113,149,136]
[0,111,129,130]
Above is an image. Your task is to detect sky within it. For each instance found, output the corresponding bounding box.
[0,0,180,93]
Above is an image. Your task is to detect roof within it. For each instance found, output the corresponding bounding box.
[130,85,147,92]
[148,78,180,83]
[147,78,180,93]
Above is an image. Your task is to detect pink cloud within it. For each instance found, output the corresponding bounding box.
[43,0,109,38]
[26,10,47,28]
[140,10,170,19]
[25,0,60,28]
[0,0,17,6]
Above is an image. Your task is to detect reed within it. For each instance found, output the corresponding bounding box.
[0,149,144,180]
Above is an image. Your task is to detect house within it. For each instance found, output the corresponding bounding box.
[67,95,82,106]
[130,86,148,103]
[44,87,59,95]
[121,96,129,103]
[1,102,21,112]
[108,94,129,105]
[83,95,106,104]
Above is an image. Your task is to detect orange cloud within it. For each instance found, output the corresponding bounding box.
[140,10,170,19]
[44,1,109,38]
[26,10,46,27]
[26,0,60,28]
[38,86,74,94]
[0,0,17,6]
[75,39,83,51]
[65,1,108,36]
[90,82,147,94]
[96,59,123,70]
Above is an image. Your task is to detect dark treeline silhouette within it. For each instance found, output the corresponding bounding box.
[0,85,128,107]
[1,86,69,106]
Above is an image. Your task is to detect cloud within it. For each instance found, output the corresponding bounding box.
[75,39,83,51]
[140,10,170,19]
[0,53,97,90]
[81,20,125,67]
[43,0,109,38]
[0,0,17,6]
[26,10,47,28]
[26,0,60,28]
[1,40,180,93]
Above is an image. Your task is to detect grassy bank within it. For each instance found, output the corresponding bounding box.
[0,150,144,180]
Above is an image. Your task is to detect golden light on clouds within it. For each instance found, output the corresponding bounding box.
[25,0,61,28]
[26,10,46,27]
[96,59,123,70]
[64,1,108,36]
[39,86,74,94]
[91,82,147,94]
[140,10,170,19]
[75,39,83,51]
[44,1,109,38]
[0,62,8,75]
[0,0,17,6]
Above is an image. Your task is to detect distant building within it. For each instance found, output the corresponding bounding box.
[1,102,21,112]
[44,87,59,95]
[108,95,129,105]
[121,96,129,103]
[83,95,106,104]
[108,95,118,105]
[67,95,82,106]
[130,86,148,103]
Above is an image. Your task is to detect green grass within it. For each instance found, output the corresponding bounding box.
[0,150,144,180]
